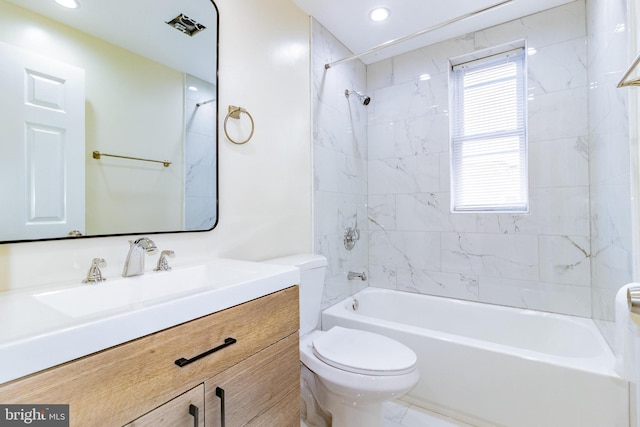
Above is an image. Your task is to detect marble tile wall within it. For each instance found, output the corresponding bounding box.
[586,0,633,344]
[313,0,635,321]
[312,20,369,309]
[366,1,593,317]
[185,74,218,230]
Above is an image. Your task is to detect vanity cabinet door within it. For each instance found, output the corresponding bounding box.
[205,333,300,427]
[244,387,299,426]
[124,384,204,427]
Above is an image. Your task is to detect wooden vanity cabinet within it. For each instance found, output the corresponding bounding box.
[205,333,299,426]
[0,286,300,427]
[124,384,205,427]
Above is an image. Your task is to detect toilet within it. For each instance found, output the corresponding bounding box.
[265,254,419,427]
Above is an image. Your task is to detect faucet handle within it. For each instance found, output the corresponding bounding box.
[154,250,175,272]
[83,258,107,284]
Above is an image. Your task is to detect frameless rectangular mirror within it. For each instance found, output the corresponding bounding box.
[0,0,219,243]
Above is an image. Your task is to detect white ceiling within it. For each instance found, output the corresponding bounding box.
[292,0,575,64]
[4,0,218,83]
[6,0,575,77]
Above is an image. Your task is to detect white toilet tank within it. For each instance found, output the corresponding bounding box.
[263,254,327,336]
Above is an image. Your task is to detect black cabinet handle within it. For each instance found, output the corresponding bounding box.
[216,387,226,427]
[174,337,237,367]
[189,404,199,427]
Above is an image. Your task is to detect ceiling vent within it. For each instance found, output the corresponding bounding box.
[166,14,206,36]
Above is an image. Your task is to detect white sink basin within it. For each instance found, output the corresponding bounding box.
[0,257,299,385]
[34,265,208,318]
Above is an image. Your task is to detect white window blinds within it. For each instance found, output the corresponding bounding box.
[450,47,528,212]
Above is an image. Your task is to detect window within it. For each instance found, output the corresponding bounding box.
[450,44,528,213]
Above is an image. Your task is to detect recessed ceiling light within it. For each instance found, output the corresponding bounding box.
[369,7,390,22]
[54,0,80,9]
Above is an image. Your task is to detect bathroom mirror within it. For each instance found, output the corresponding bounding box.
[0,0,219,243]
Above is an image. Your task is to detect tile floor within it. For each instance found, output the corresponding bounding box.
[301,400,472,427]
[383,400,472,427]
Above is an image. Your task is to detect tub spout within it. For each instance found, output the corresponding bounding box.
[347,271,367,281]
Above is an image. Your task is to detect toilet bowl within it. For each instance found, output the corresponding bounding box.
[263,254,420,427]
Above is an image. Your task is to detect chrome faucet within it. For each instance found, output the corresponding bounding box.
[122,237,157,277]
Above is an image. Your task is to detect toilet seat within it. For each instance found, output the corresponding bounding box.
[312,326,416,376]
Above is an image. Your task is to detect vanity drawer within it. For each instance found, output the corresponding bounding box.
[0,286,299,427]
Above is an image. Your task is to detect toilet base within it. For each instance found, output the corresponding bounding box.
[321,390,384,427]
[301,364,389,427]
[301,365,331,427]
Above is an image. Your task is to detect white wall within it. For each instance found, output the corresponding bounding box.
[0,0,312,292]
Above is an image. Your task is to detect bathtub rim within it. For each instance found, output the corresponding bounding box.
[321,287,621,379]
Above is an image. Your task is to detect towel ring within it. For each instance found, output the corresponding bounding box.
[224,105,254,144]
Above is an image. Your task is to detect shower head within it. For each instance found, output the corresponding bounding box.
[345,89,371,106]
[196,98,215,107]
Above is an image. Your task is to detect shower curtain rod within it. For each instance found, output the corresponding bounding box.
[324,0,513,70]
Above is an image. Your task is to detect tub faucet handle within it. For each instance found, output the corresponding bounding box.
[344,226,360,250]
[83,258,107,284]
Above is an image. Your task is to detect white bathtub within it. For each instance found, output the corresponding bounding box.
[322,288,629,427]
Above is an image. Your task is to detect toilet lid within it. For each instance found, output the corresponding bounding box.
[312,326,417,376]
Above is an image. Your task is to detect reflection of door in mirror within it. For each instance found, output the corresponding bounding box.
[0,0,219,242]
[0,43,85,241]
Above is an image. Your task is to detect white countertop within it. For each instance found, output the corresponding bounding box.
[0,258,299,384]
